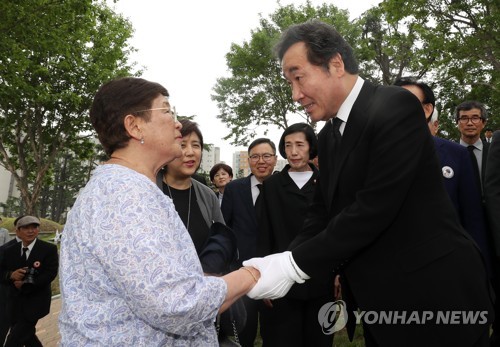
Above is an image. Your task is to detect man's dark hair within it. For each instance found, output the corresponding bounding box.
[278,123,318,159]
[274,19,359,74]
[393,77,436,107]
[455,100,488,123]
[248,138,276,154]
[209,163,233,182]
[90,77,169,156]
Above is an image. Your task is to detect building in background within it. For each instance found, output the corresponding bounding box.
[199,144,221,174]
[0,165,20,215]
[232,151,250,178]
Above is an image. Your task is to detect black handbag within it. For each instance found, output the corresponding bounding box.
[198,222,247,343]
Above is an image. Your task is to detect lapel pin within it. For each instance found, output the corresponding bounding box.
[442,166,454,179]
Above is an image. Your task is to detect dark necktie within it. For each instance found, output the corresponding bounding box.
[326,117,343,201]
[467,145,482,193]
[327,117,343,173]
[255,184,263,222]
[331,117,343,153]
[22,247,29,264]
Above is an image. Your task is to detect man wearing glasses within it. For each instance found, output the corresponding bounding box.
[456,100,490,193]
[221,138,277,347]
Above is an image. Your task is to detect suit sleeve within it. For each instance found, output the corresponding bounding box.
[292,89,433,278]
[485,131,500,256]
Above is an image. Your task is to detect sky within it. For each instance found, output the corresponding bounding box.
[108,0,382,164]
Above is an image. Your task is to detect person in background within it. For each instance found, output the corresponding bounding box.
[0,219,20,346]
[0,217,10,246]
[58,77,259,346]
[485,128,494,143]
[486,130,500,254]
[1,215,58,347]
[221,138,277,347]
[244,20,493,346]
[259,123,334,347]
[394,77,492,271]
[159,119,224,254]
[486,130,500,347]
[210,163,233,205]
[456,100,490,193]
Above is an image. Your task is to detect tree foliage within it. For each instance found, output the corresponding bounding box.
[381,0,499,137]
[213,0,498,144]
[212,1,360,146]
[0,0,138,214]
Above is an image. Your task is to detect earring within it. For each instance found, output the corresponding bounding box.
[140,138,144,145]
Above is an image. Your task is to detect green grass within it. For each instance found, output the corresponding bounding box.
[253,321,365,346]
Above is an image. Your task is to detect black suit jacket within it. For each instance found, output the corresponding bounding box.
[434,137,492,271]
[1,239,58,321]
[289,81,493,345]
[261,164,333,300]
[481,140,490,186]
[221,175,259,264]
[486,131,500,256]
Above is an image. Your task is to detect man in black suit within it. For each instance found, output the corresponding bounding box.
[486,131,500,346]
[243,20,494,346]
[485,128,494,144]
[394,78,492,270]
[486,131,500,255]
[1,216,58,347]
[456,100,490,194]
[221,138,277,347]
[0,233,20,346]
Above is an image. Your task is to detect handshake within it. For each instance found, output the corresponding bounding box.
[243,251,310,300]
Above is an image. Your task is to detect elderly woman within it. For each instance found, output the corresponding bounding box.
[159,119,223,253]
[58,77,259,346]
[209,163,233,205]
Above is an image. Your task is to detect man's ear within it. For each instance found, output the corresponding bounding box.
[328,53,345,76]
[123,114,143,141]
[423,103,434,118]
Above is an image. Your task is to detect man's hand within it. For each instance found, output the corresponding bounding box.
[10,268,27,282]
[242,251,310,300]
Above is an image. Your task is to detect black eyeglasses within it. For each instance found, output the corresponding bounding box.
[458,116,483,124]
[249,153,275,163]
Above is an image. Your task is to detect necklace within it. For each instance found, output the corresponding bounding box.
[167,183,192,231]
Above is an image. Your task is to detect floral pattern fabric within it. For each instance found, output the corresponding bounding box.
[59,164,226,346]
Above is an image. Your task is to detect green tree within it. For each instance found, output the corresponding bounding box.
[381,0,499,136]
[0,0,138,214]
[356,6,439,86]
[212,1,361,146]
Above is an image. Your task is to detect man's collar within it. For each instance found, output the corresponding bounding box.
[335,76,364,124]
[22,238,37,250]
[460,138,483,151]
[250,175,261,187]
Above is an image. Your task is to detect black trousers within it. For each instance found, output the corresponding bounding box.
[259,295,334,347]
[0,285,10,346]
[4,317,42,347]
[238,296,260,347]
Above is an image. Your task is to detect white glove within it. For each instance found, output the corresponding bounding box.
[242,251,310,300]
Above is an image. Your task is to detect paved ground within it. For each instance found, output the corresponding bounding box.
[35,295,61,347]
